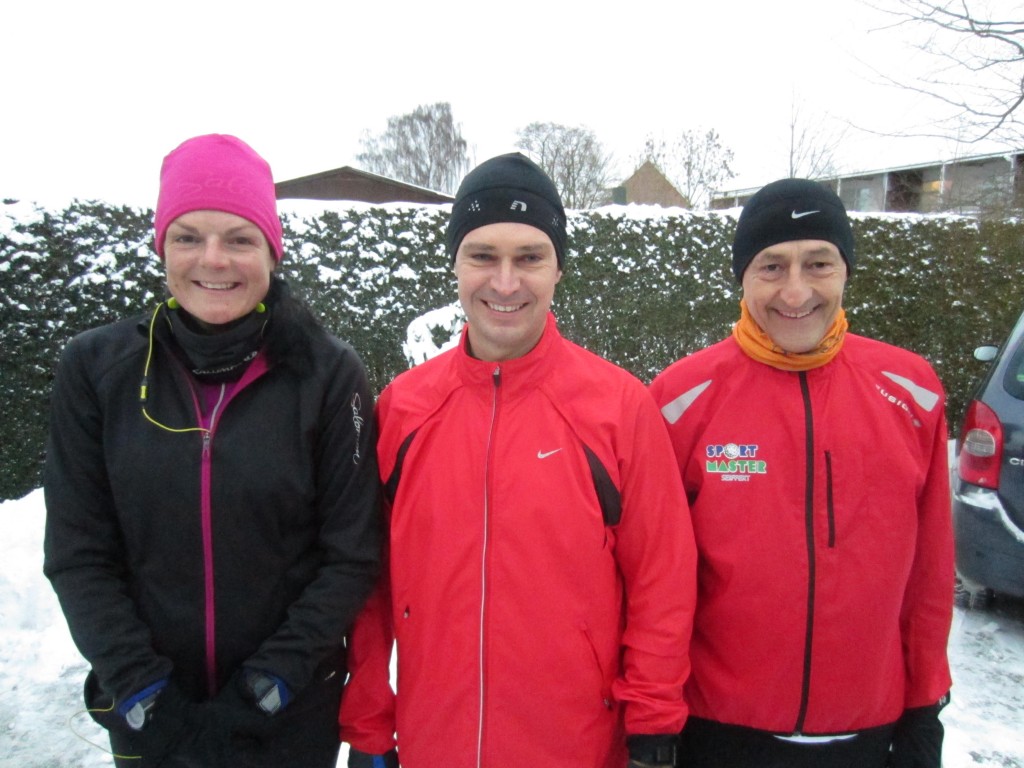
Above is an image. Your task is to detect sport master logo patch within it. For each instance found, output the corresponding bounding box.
[705,442,766,482]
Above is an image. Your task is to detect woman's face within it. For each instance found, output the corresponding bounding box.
[163,210,275,329]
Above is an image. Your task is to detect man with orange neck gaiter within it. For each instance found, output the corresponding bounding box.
[650,178,954,768]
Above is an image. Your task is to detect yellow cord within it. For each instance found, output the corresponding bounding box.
[68,705,141,760]
[140,301,210,436]
[64,303,202,764]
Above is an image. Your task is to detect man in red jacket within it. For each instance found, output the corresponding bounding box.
[340,153,697,768]
[650,178,954,768]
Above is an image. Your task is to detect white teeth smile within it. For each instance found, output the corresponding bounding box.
[487,302,525,313]
[778,308,814,319]
[198,281,237,290]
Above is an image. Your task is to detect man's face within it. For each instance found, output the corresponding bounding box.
[741,239,847,354]
[454,222,562,362]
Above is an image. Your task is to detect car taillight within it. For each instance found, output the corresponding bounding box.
[958,400,1004,489]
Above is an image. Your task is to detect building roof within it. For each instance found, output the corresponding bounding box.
[713,148,1024,213]
[275,166,453,204]
[717,149,1024,201]
[612,161,689,208]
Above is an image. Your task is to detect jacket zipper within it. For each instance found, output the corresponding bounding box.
[163,349,268,698]
[477,365,501,768]
[795,372,816,734]
[198,384,226,697]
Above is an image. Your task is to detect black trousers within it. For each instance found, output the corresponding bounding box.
[679,716,896,768]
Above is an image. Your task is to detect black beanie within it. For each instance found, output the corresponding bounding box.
[446,152,567,267]
[732,178,855,283]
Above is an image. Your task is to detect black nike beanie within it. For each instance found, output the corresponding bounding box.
[446,153,567,268]
[731,177,855,283]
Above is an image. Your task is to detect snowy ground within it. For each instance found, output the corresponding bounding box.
[2,483,1022,767]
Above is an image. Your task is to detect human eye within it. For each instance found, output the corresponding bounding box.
[227,227,264,247]
[808,258,839,274]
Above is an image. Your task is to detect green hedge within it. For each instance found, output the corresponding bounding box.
[3,199,1023,501]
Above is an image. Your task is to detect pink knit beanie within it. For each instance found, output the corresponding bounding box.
[154,134,284,261]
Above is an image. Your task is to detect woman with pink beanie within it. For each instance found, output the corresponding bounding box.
[43,134,381,767]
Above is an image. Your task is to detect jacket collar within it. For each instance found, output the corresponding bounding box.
[455,312,561,399]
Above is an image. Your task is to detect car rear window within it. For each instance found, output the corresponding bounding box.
[1003,335,1024,400]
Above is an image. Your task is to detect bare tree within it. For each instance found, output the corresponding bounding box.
[787,99,846,179]
[635,128,736,209]
[515,122,614,209]
[866,0,1024,143]
[357,102,470,194]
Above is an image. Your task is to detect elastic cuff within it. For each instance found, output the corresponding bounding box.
[263,671,292,709]
[116,679,168,718]
[243,668,292,714]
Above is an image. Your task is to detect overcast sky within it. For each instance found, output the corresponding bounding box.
[1,0,1016,207]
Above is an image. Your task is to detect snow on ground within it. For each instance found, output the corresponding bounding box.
[2,482,1022,767]
[944,597,1024,766]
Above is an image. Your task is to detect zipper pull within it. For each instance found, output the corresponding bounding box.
[202,431,211,456]
[492,366,501,388]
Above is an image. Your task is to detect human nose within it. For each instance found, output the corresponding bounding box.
[198,237,229,268]
[779,266,812,306]
[489,260,520,294]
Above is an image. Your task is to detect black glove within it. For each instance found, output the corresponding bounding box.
[184,667,291,764]
[208,668,289,735]
[627,734,677,767]
[135,684,209,767]
[87,676,204,767]
[348,747,399,768]
[888,693,949,768]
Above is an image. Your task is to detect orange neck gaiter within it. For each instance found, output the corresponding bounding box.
[732,299,848,372]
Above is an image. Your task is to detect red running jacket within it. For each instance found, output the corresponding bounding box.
[649,334,954,735]
[340,313,697,767]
